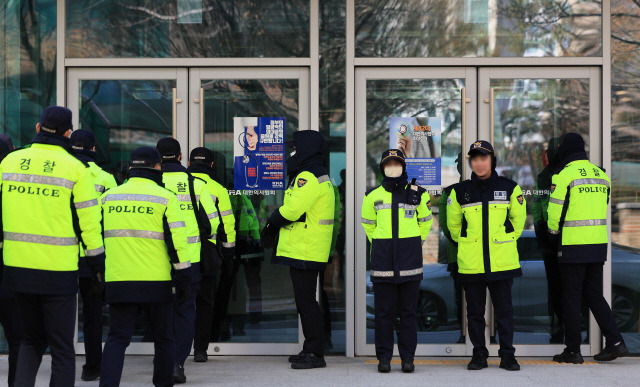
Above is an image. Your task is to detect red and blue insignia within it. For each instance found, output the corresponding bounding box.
[297,178,307,188]
[517,195,524,205]
[550,184,556,194]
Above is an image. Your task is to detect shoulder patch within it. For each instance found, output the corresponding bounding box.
[427,200,432,210]
[297,178,307,188]
[517,194,524,205]
[447,197,452,206]
[550,184,556,194]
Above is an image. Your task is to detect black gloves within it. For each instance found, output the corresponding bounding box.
[175,282,191,305]
[88,272,104,298]
[86,251,106,277]
[221,245,236,261]
[260,222,279,249]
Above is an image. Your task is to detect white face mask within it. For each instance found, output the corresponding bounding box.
[384,165,403,178]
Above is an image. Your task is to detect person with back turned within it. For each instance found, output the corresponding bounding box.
[548,133,629,364]
[70,128,118,381]
[447,140,526,372]
[99,147,191,387]
[360,149,433,373]
[0,106,105,386]
[261,130,335,370]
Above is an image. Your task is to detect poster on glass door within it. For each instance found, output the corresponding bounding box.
[233,117,286,191]
[389,116,442,186]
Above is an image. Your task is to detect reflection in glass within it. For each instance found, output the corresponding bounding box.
[491,78,590,345]
[66,0,309,58]
[611,0,640,355]
[364,78,464,345]
[356,0,602,57]
[202,78,300,344]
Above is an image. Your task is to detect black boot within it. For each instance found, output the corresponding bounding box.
[173,364,187,384]
[401,359,415,373]
[288,350,306,363]
[467,353,488,370]
[594,342,629,361]
[291,353,326,369]
[377,358,391,373]
[553,349,584,364]
[499,354,520,371]
[194,350,208,363]
[81,365,101,381]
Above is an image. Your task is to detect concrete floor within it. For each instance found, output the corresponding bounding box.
[0,355,638,386]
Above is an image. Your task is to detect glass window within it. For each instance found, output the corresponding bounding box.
[66,0,310,58]
[355,0,602,58]
[611,0,640,355]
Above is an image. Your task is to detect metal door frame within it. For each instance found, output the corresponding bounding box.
[354,67,478,356]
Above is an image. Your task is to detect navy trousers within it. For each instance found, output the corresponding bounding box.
[100,302,174,387]
[13,292,76,387]
[174,281,200,366]
[79,276,104,370]
[0,295,24,387]
[463,278,515,357]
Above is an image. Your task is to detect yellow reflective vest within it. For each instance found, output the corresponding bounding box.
[274,171,335,268]
[191,172,236,250]
[89,161,117,194]
[361,182,433,283]
[101,176,189,302]
[547,159,610,263]
[1,142,104,294]
[447,173,526,280]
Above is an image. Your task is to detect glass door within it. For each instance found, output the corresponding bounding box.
[355,67,477,356]
[67,67,188,354]
[478,67,602,356]
[188,67,310,355]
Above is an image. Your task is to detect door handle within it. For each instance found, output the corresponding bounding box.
[172,88,180,138]
[461,88,472,178]
[489,87,495,145]
[198,87,204,146]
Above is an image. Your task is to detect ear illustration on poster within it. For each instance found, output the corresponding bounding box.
[233,117,286,190]
[389,116,442,186]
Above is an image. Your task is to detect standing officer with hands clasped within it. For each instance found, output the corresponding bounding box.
[548,133,629,364]
[447,140,526,372]
[0,106,105,386]
[360,149,433,373]
[100,147,191,387]
[261,130,335,370]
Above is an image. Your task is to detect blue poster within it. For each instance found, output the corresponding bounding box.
[233,117,286,191]
[389,117,442,186]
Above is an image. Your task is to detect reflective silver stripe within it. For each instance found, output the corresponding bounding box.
[493,239,514,244]
[85,246,105,256]
[564,219,607,227]
[74,198,99,209]
[461,202,481,208]
[399,203,418,210]
[400,267,423,276]
[370,270,394,277]
[210,233,217,240]
[361,218,376,225]
[548,228,560,235]
[95,185,105,193]
[173,261,191,270]
[2,173,75,190]
[168,221,186,229]
[187,236,201,244]
[549,197,565,205]
[488,200,510,205]
[4,232,77,246]
[220,209,233,216]
[207,211,219,220]
[317,175,330,184]
[177,194,200,202]
[222,241,236,248]
[418,215,433,222]
[104,229,164,240]
[102,194,168,206]
[570,178,610,188]
[319,219,334,225]
[210,194,218,203]
[374,203,392,211]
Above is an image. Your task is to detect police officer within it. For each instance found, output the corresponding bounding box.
[0,136,23,387]
[70,128,118,381]
[261,130,335,370]
[99,147,191,387]
[156,138,220,383]
[186,147,236,362]
[447,140,526,371]
[0,106,105,386]
[360,149,433,373]
[532,137,565,344]
[548,133,629,364]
